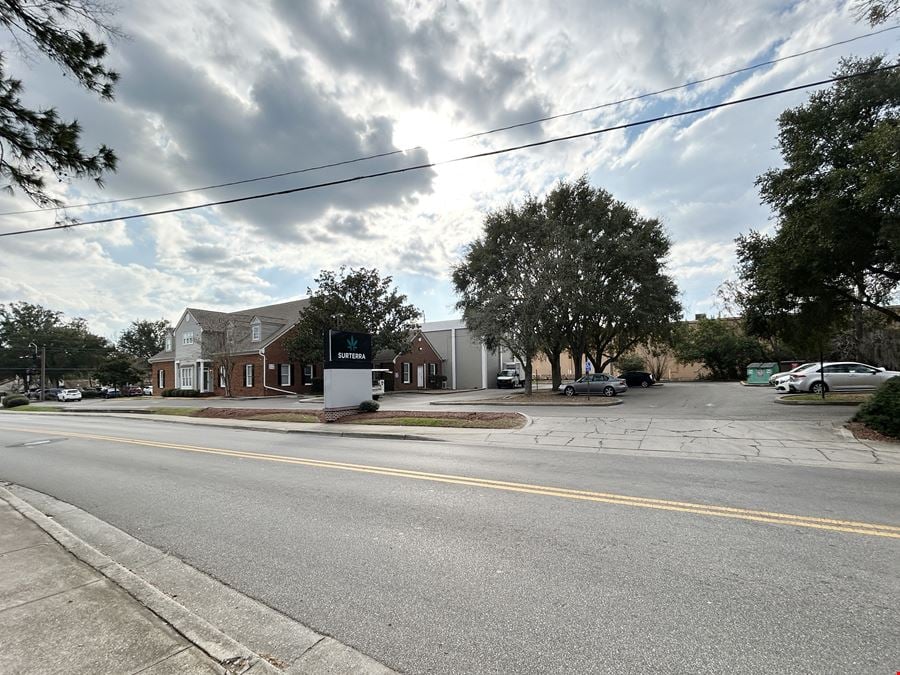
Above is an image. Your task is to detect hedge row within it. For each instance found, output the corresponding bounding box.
[161,388,202,398]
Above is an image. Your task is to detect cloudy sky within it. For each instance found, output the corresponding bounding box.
[0,0,896,338]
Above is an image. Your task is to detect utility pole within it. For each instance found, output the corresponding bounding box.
[40,346,46,402]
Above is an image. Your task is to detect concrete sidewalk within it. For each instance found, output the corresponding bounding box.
[0,485,396,675]
[0,496,223,674]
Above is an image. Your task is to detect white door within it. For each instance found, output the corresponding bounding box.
[416,365,425,388]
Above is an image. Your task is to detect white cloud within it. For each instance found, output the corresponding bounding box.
[0,0,894,331]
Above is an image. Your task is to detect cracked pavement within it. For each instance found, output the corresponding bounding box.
[485,415,900,468]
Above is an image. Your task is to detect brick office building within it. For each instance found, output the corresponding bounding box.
[149,299,318,397]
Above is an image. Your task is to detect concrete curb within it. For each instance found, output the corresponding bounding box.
[774,396,864,406]
[0,485,396,675]
[431,398,624,407]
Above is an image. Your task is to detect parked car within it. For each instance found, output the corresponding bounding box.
[769,363,817,386]
[619,371,655,388]
[782,362,900,393]
[57,389,83,402]
[29,388,61,400]
[103,388,121,399]
[558,373,628,397]
[125,386,144,396]
[142,386,153,396]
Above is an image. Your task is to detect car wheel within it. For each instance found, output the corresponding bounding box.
[640,380,650,388]
[603,386,615,397]
[810,381,828,394]
[564,386,575,397]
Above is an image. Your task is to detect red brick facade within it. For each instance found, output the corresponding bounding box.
[394,333,444,390]
[149,330,317,397]
[151,361,175,395]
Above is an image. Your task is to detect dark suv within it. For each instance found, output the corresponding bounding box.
[620,371,655,388]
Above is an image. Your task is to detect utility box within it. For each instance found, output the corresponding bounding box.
[746,362,778,384]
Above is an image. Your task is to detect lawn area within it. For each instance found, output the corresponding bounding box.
[148,407,205,417]
[1,404,63,412]
[781,392,871,404]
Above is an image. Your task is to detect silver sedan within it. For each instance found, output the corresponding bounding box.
[558,373,628,397]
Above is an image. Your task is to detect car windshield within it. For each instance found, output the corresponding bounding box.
[499,370,516,377]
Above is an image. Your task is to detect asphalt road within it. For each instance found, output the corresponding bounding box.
[1,413,897,673]
[67,381,854,421]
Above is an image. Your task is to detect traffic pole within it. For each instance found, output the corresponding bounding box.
[40,346,46,401]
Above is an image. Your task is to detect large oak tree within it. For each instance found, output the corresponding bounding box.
[733,57,900,349]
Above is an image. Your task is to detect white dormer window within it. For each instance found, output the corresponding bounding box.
[164,336,172,351]
[183,332,194,345]
[251,321,261,342]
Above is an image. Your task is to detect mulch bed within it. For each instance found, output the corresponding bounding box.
[189,407,523,425]
[845,422,899,444]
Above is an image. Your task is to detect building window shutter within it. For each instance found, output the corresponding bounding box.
[289,364,294,386]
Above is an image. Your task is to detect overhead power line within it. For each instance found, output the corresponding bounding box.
[0,25,896,218]
[0,64,896,239]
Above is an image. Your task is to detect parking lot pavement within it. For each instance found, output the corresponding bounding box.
[55,381,854,422]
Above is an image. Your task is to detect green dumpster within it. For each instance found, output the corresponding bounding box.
[746,362,778,385]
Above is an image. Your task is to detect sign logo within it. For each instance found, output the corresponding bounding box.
[327,330,372,365]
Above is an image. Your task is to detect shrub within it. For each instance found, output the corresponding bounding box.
[359,399,380,412]
[2,394,30,409]
[615,354,646,374]
[853,376,900,438]
[167,388,201,397]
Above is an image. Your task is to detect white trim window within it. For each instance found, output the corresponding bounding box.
[303,364,313,384]
[279,364,292,386]
[179,366,194,389]
[182,332,194,345]
[158,369,165,389]
[244,364,254,387]
[402,362,411,384]
[164,336,172,352]
[428,363,437,376]
[218,366,226,388]
[251,322,261,342]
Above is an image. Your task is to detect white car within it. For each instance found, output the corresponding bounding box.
[770,363,816,386]
[784,362,900,394]
[142,386,153,396]
[57,389,82,402]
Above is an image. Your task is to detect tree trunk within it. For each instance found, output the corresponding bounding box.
[543,347,563,390]
[524,356,533,395]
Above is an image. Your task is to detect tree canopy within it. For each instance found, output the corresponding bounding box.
[0,0,119,208]
[454,177,681,392]
[287,267,421,365]
[732,57,900,349]
[0,301,112,384]
[674,317,767,381]
[117,319,172,362]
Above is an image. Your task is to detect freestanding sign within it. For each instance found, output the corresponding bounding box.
[323,330,373,421]
[325,330,373,368]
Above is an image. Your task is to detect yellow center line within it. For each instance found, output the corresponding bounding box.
[2,424,899,539]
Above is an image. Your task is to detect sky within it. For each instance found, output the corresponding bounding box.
[0,0,897,340]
